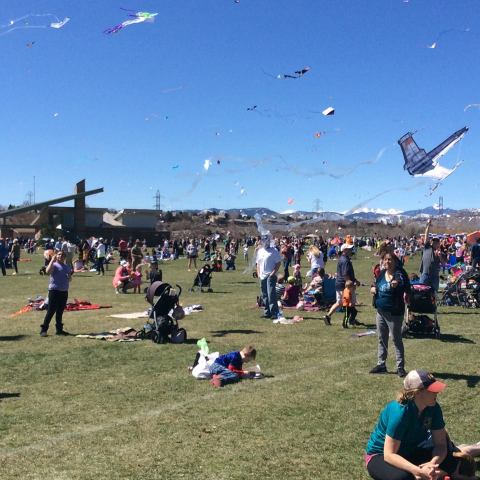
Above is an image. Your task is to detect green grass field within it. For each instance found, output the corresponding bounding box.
[1,250,479,479]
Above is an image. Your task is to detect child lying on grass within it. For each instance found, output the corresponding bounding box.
[209,345,257,388]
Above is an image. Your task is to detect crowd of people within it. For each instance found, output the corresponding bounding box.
[2,221,480,478]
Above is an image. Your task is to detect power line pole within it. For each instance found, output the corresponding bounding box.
[154,190,161,210]
[313,198,322,212]
[438,196,444,216]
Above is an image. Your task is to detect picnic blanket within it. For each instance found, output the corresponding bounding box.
[10,297,111,317]
[75,327,140,342]
[273,315,304,325]
[10,296,47,317]
[351,330,376,338]
[184,304,203,315]
[65,299,112,311]
[109,311,149,319]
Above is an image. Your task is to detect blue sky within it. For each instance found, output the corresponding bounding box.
[1,0,478,213]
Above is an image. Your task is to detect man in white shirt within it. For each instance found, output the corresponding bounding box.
[256,235,282,319]
[95,238,106,275]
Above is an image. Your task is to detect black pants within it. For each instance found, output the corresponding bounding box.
[41,290,68,333]
[0,258,5,276]
[367,449,458,480]
[12,256,18,273]
[96,257,105,274]
[343,306,358,327]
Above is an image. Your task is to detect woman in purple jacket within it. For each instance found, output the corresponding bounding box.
[40,250,72,337]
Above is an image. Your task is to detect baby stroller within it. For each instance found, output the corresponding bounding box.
[141,281,186,344]
[403,284,440,339]
[440,268,480,308]
[189,264,213,293]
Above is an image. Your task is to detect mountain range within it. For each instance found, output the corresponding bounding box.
[197,206,474,221]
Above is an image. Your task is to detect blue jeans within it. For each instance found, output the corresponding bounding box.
[261,274,279,318]
[209,362,240,385]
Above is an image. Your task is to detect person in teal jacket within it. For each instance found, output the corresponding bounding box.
[365,369,459,480]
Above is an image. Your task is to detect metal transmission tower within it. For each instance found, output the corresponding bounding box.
[313,198,323,212]
[438,196,444,216]
[25,191,33,205]
[154,190,161,210]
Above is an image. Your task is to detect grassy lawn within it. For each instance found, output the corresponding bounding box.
[1,250,479,479]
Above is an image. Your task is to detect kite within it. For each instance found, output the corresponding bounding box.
[398,127,468,191]
[203,159,212,171]
[287,198,295,205]
[171,164,179,169]
[399,127,467,176]
[26,41,36,48]
[427,28,470,49]
[314,131,326,138]
[322,107,335,116]
[104,9,158,34]
[50,17,70,29]
[262,66,311,80]
[0,14,70,36]
[278,66,310,79]
[247,105,257,111]
[464,104,480,112]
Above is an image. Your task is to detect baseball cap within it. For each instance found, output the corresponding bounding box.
[341,243,354,252]
[120,260,128,266]
[403,370,446,393]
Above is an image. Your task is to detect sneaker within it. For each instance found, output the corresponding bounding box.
[397,367,407,378]
[210,374,222,388]
[56,330,70,336]
[369,364,387,374]
[323,315,331,326]
[40,330,48,337]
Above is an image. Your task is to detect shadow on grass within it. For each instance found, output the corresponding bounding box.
[210,329,263,337]
[438,333,475,344]
[232,281,256,285]
[203,291,232,294]
[442,311,480,316]
[0,392,20,400]
[432,372,480,388]
[357,323,376,329]
[0,335,26,341]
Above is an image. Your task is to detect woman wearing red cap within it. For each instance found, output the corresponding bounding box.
[365,369,462,480]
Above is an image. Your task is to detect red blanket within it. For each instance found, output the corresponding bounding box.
[65,299,112,311]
